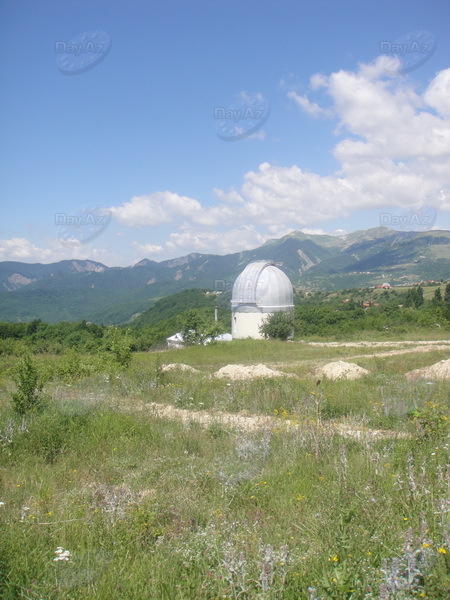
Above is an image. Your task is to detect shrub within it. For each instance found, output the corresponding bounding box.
[11,354,44,416]
[102,327,133,368]
[260,311,294,341]
[411,401,450,439]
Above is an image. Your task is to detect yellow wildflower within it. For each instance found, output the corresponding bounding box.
[328,554,339,562]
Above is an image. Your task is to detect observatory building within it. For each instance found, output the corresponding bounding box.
[231,260,294,339]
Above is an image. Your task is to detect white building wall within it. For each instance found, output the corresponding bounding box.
[232,311,271,339]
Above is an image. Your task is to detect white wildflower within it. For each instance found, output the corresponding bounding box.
[19,505,29,522]
[54,547,71,562]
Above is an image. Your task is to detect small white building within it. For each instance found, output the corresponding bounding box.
[167,331,232,349]
[231,260,294,339]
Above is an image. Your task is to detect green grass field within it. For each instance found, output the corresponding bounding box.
[1,339,449,598]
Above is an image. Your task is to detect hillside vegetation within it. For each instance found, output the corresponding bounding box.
[1,286,449,597]
[0,333,449,598]
[1,283,450,356]
[1,227,450,323]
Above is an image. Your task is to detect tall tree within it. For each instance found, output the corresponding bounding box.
[416,286,424,308]
[431,287,442,306]
[444,283,450,320]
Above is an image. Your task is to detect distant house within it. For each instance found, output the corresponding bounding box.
[166,332,185,349]
[167,332,232,349]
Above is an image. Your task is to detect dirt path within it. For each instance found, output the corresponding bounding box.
[276,342,450,366]
[304,339,450,348]
[133,401,409,440]
[349,344,450,360]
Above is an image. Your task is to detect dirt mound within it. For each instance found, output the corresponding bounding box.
[313,361,369,380]
[214,363,297,381]
[405,358,450,380]
[162,363,199,373]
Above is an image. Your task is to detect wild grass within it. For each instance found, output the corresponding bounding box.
[0,339,449,598]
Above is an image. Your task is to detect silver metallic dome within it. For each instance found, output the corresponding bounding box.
[231,260,293,313]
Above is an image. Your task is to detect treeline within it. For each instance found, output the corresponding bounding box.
[0,308,227,356]
[0,319,171,356]
[0,320,110,355]
[1,284,450,354]
[0,287,227,355]
[293,284,450,337]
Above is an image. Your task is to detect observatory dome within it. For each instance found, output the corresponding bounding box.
[231,261,294,339]
[232,260,293,311]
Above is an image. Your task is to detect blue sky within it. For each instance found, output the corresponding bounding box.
[1,0,450,266]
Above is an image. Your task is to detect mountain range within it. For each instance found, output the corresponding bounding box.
[1,226,449,324]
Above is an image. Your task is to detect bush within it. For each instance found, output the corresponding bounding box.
[260,311,295,340]
[102,327,133,368]
[11,354,44,415]
[411,401,450,439]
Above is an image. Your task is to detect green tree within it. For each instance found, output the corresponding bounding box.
[404,289,414,308]
[26,318,42,336]
[404,286,424,309]
[432,287,442,306]
[444,283,450,320]
[416,285,424,308]
[260,310,294,341]
[179,309,224,345]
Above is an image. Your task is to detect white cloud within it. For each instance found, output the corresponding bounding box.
[424,68,450,117]
[284,60,450,213]
[132,242,164,256]
[241,163,364,224]
[310,72,329,90]
[5,59,450,267]
[110,192,202,227]
[287,91,333,118]
[0,238,53,261]
[213,188,245,204]
[166,226,267,255]
[246,129,266,141]
[104,59,450,261]
[300,228,330,236]
[55,244,123,265]
[0,237,124,266]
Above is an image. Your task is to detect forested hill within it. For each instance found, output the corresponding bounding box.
[1,283,450,355]
[1,227,450,323]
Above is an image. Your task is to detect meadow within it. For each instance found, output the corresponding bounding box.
[0,338,449,599]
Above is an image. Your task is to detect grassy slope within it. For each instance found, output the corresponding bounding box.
[0,339,449,599]
[129,288,231,328]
